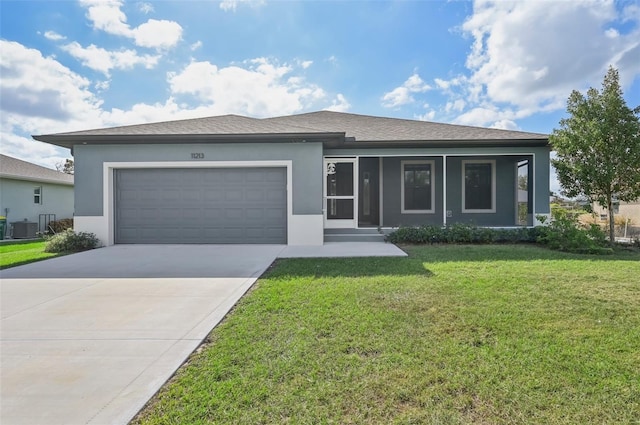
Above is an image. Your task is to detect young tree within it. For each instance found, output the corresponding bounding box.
[56,158,74,175]
[550,66,640,245]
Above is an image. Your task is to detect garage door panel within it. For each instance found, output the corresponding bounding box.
[265,208,286,219]
[203,208,223,219]
[182,190,201,202]
[182,209,202,220]
[266,189,286,202]
[204,189,223,201]
[115,168,286,244]
[246,189,265,202]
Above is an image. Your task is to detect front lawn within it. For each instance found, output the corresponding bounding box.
[133,245,640,424]
[0,240,60,269]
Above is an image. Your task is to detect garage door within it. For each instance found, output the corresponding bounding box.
[115,168,287,244]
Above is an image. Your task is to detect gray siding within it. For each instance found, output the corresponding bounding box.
[73,142,323,217]
[0,178,74,232]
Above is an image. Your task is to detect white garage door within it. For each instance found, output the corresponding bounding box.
[115,168,287,244]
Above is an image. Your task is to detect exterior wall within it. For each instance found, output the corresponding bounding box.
[72,142,324,246]
[381,157,444,227]
[0,178,74,233]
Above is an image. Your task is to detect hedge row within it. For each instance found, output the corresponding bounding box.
[386,221,613,255]
[386,224,541,245]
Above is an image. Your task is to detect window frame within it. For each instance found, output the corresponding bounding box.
[401,160,435,214]
[462,159,496,213]
[33,186,42,205]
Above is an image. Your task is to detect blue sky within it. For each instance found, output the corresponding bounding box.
[1,0,639,193]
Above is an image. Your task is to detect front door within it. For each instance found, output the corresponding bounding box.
[324,158,356,228]
[358,157,380,226]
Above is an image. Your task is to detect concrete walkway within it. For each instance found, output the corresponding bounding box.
[0,243,405,425]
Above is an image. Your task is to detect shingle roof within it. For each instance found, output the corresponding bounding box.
[50,114,332,136]
[33,110,548,148]
[265,111,548,141]
[0,154,74,185]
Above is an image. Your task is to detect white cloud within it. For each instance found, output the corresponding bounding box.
[79,0,182,50]
[44,31,66,41]
[219,0,265,12]
[0,41,348,166]
[137,2,154,14]
[381,73,431,108]
[102,98,215,127]
[169,58,330,117]
[0,40,103,131]
[434,0,640,127]
[80,0,130,37]
[190,41,203,51]
[454,106,516,128]
[445,99,466,113]
[415,110,436,121]
[62,42,160,76]
[300,60,313,69]
[622,3,640,21]
[605,28,620,39]
[0,130,66,170]
[95,80,110,91]
[132,19,183,50]
[0,41,105,164]
[490,120,519,131]
[324,94,351,112]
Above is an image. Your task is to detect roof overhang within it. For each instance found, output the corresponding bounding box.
[32,132,346,149]
[33,132,548,150]
[0,173,74,186]
[325,138,549,149]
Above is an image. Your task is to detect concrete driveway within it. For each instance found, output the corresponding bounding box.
[0,245,284,425]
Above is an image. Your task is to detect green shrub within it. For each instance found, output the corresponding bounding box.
[536,214,610,254]
[47,218,74,233]
[45,229,100,253]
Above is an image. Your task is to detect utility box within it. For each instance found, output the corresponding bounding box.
[12,221,38,239]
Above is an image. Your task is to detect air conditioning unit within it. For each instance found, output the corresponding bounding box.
[12,221,38,239]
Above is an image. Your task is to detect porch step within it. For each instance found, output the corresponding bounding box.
[324,228,386,243]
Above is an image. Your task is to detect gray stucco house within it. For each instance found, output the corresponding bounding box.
[34,111,550,246]
[0,154,74,237]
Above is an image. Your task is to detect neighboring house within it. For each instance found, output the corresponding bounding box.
[33,111,550,246]
[593,200,640,225]
[0,154,74,236]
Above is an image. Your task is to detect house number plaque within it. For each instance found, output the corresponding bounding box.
[191,153,205,159]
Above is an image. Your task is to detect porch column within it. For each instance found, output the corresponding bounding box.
[533,150,551,225]
[442,155,447,226]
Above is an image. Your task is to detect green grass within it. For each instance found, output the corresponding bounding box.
[0,240,60,269]
[133,245,640,425]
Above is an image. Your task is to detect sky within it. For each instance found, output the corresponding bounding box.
[1,0,639,194]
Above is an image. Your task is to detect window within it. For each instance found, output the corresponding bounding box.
[462,160,495,213]
[34,187,42,204]
[401,160,434,213]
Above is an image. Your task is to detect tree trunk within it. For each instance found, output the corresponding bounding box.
[608,197,615,246]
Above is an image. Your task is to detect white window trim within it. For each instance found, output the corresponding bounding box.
[401,160,435,214]
[34,186,42,205]
[462,159,496,213]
